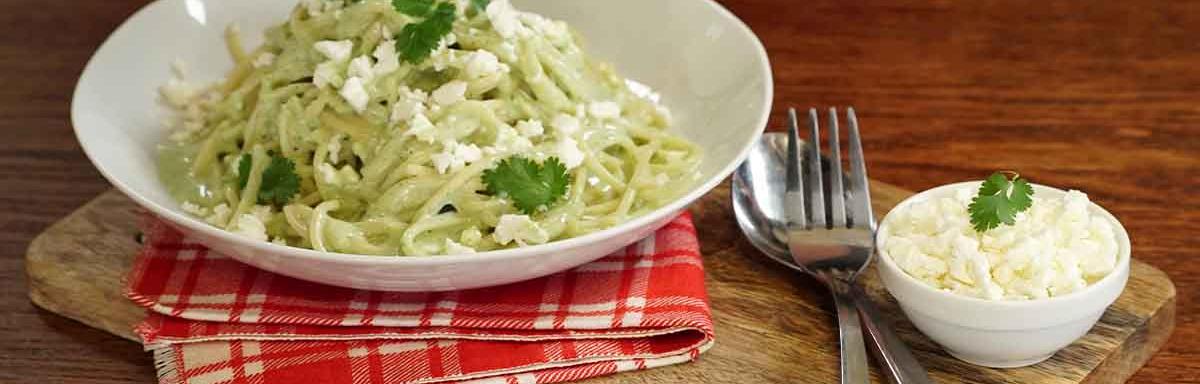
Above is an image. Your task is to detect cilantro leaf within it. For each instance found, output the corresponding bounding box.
[470,0,490,12]
[483,156,571,214]
[395,2,456,64]
[968,172,1034,232]
[237,153,253,189]
[392,0,435,16]
[259,156,301,206]
[237,153,301,206]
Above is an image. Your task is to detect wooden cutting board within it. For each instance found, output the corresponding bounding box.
[26,181,1175,383]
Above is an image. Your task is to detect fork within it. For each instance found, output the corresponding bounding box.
[785,107,931,384]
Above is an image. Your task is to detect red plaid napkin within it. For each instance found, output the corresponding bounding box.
[125,213,714,384]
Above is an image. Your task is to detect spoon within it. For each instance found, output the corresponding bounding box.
[732,131,932,384]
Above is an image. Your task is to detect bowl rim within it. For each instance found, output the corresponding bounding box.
[70,0,774,266]
[874,181,1132,308]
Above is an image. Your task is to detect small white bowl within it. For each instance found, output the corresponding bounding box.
[71,0,772,291]
[875,182,1131,368]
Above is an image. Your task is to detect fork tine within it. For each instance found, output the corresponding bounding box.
[827,108,847,228]
[846,107,874,229]
[785,108,807,228]
[806,108,826,228]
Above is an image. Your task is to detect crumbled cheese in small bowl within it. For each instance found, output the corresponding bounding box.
[876,181,1130,368]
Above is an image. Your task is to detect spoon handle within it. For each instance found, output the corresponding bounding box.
[828,279,870,384]
[851,284,933,384]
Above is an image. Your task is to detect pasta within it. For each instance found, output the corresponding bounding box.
[157,0,701,256]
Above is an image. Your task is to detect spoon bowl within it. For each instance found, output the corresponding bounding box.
[732,133,800,271]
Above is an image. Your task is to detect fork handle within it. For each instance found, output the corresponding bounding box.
[827,278,870,384]
[851,285,934,384]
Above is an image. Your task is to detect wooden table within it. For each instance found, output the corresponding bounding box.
[1,0,1196,382]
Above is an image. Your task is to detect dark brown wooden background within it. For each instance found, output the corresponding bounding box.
[2,0,1196,382]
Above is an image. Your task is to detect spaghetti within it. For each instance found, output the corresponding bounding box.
[157,0,701,256]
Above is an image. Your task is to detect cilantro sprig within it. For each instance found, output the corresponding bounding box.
[470,0,491,12]
[393,0,456,64]
[392,0,436,16]
[238,154,301,206]
[968,172,1034,232]
[483,156,571,214]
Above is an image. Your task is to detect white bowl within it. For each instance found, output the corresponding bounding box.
[71,0,772,291]
[875,182,1131,368]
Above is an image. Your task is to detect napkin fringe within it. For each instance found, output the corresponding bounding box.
[153,346,180,384]
[142,340,713,384]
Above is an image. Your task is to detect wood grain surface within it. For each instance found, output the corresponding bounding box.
[25,185,1176,384]
[1,0,1197,382]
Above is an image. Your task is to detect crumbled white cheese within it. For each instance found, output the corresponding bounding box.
[314,40,354,62]
[313,62,342,88]
[231,213,269,242]
[252,52,276,68]
[515,119,544,138]
[551,114,580,137]
[654,105,673,125]
[431,80,468,106]
[339,76,370,113]
[372,41,400,77]
[317,162,338,184]
[405,113,438,143]
[440,33,457,49]
[425,34,461,72]
[327,133,345,161]
[883,186,1119,300]
[493,214,550,246]
[623,79,671,124]
[181,202,207,216]
[625,79,662,103]
[431,141,482,174]
[429,51,454,73]
[159,78,199,108]
[460,227,483,247]
[588,101,622,120]
[443,239,477,255]
[170,95,213,140]
[556,137,585,169]
[310,39,357,92]
[486,0,523,39]
[390,86,428,124]
[205,203,232,226]
[487,126,534,156]
[465,50,505,79]
[347,55,375,82]
[318,163,362,185]
[428,42,460,72]
[248,205,273,224]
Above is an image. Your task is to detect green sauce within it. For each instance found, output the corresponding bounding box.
[157,143,224,208]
